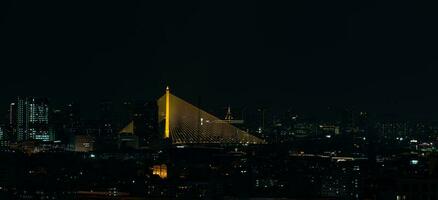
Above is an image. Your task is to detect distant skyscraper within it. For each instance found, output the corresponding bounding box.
[0,126,3,140]
[29,98,50,141]
[9,103,16,127]
[119,100,159,146]
[133,101,158,145]
[99,100,114,135]
[8,102,17,140]
[51,102,81,143]
[65,102,80,127]
[15,97,52,141]
[16,97,28,141]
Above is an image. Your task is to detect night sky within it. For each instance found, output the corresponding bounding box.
[1,0,438,118]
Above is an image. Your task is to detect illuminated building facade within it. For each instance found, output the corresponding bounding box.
[16,97,52,141]
[16,97,27,141]
[0,126,3,140]
[152,164,168,179]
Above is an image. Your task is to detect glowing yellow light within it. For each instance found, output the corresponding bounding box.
[164,86,170,138]
[152,164,167,179]
[156,87,265,144]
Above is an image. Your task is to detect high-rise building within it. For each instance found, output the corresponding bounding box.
[99,100,114,135]
[133,101,158,146]
[15,97,52,141]
[16,97,28,141]
[0,126,3,140]
[8,103,17,140]
[28,98,50,141]
[9,103,16,127]
[51,102,81,143]
[118,100,159,146]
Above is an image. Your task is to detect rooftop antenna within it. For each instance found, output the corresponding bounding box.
[225,105,233,123]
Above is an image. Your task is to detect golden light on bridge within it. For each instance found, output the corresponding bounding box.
[164,86,170,139]
[157,86,265,144]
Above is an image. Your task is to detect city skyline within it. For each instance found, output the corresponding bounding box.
[1,1,438,199]
[2,84,438,121]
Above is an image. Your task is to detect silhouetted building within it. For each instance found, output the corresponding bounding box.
[51,102,81,143]
[118,133,139,150]
[99,100,114,135]
[133,101,158,146]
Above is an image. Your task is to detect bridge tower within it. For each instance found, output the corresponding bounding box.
[225,105,233,123]
[164,86,170,139]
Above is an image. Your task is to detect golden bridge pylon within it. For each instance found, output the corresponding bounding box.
[157,87,265,144]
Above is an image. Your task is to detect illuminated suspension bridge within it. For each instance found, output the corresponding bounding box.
[157,87,265,144]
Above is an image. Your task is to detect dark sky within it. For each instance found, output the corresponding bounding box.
[1,0,438,118]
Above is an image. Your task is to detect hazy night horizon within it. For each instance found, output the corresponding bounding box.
[1,0,438,199]
[2,0,438,118]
